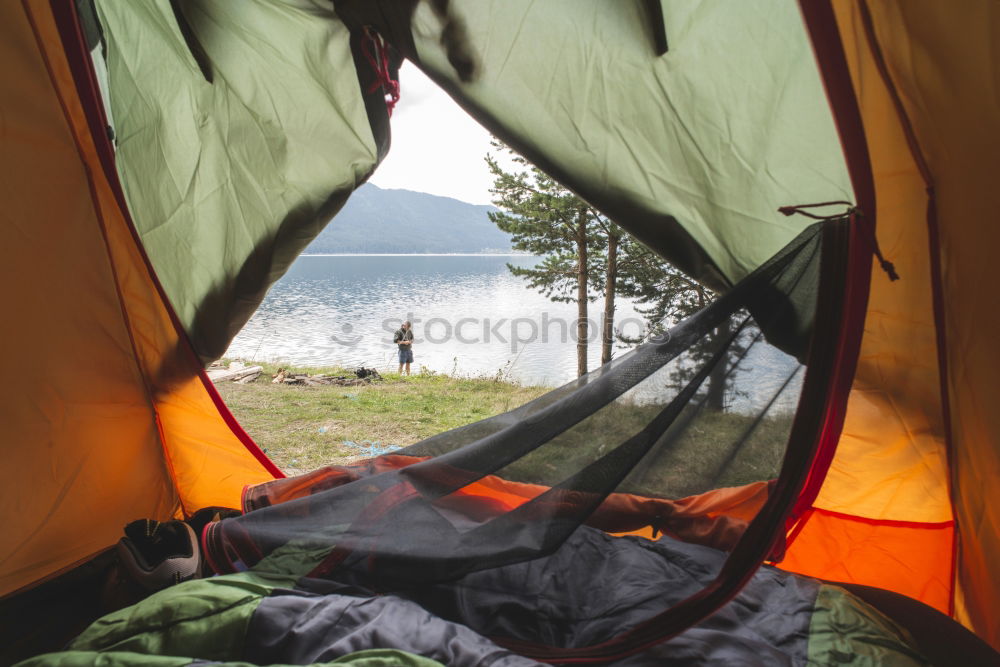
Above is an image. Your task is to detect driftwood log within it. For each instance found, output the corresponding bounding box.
[271,367,383,387]
[206,365,263,384]
[207,364,384,386]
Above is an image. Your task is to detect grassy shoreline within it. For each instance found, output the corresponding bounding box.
[216,360,549,473]
[218,360,793,495]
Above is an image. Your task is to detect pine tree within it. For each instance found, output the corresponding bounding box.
[486,141,729,389]
[617,243,745,410]
[615,242,712,338]
[486,142,605,376]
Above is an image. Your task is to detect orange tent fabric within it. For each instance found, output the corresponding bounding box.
[781,0,1000,647]
[862,2,1000,642]
[0,1,276,598]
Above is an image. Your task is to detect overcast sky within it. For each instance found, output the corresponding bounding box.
[368,62,509,206]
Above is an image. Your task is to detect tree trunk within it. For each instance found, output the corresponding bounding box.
[601,231,618,365]
[706,323,729,410]
[576,210,589,377]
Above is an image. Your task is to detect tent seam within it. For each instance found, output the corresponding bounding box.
[47,0,284,481]
[855,0,956,619]
[22,0,185,517]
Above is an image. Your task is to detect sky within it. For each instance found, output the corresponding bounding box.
[367,62,512,206]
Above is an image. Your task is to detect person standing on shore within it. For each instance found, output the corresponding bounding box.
[394,320,414,376]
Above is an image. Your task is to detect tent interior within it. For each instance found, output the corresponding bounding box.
[2,1,999,665]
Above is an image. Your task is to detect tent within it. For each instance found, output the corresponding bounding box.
[2,0,998,663]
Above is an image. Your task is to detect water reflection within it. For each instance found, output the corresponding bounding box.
[226,255,647,386]
[226,253,803,406]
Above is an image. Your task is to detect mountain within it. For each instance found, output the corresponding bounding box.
[305,184,513,254]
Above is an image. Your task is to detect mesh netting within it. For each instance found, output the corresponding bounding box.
[203,222,827,652]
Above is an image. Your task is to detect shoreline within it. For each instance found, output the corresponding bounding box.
[219,356,555,388]
[215,359,550,473]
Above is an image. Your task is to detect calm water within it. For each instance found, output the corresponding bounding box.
[226,254,803,412]
[225,255,649,386]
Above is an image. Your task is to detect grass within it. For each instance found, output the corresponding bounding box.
[218,360,796,498]
[215,360,549,473]
[491,399,794,499]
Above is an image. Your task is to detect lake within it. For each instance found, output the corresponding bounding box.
[225,254,651,387]
[225,254,804,413]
